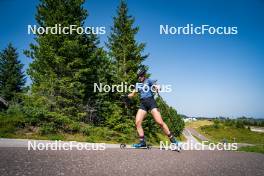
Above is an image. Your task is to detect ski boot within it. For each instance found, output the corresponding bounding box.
[170,137,181,151]
[132,140,147,148]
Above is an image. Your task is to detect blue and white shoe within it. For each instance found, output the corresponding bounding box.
[132,141,147,148]
[170,137,181,151]
[170,137,179,145]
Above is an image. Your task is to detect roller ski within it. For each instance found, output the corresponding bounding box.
[120,141,152,149]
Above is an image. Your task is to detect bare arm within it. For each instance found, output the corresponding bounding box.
[128,89,137,98]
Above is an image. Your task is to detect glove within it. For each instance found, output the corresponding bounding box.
[121,94,131,106]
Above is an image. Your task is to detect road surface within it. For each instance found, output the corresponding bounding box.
[0,138,264,176]
[182,128,211,150]
[185,127,209,141]
[0,147,263,176]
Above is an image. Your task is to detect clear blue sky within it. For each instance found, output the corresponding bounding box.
[0,0,263,118]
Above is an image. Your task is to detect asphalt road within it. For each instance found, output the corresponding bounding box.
[186,127,209,141]
[0,147,263,176]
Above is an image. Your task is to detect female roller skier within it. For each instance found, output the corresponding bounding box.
[127,66,179,148]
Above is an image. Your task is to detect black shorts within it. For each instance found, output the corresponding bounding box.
[139,96,158,112]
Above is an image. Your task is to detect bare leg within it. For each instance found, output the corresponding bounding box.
[135,109,147,137]
[151,108,170,136]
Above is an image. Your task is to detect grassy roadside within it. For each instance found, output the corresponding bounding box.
[186,120,264,154]
[0,113,185,145]
[185,120,264,144]
[185,120,217,143]
[0,112,132,144]
[187,120,264,153]
[191,133,218,145]
[197,124,264,145]
[238,145,264,154]
[1,127,186,145]
[0,126,137,144]
[185,120,213,129]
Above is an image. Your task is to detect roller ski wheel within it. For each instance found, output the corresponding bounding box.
[120,143,126,149]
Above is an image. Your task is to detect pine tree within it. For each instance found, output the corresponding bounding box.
[105,0,148,131]
[25,0,109,125]
[107,0,148,84]
[0,43,26,102]
[156,96,185,137]
[106,1,185,138]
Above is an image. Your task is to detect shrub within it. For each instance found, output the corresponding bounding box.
[212,119,220,129]
[22,95,49,125]
[67,122,81,133]
[235,120,245,128]
[39,123,57,135]
[104,102,134,133]
[81,126,92,136]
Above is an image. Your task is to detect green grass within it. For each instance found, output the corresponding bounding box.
[1,127,178,145]
[0,110,186,145]
[198,124,264,145]
[192,121,264,154]
[0,114,177,145]
[238,145,264,154]
[0,112,25,138]
[192,134,205,143]
[185,120,213,129]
